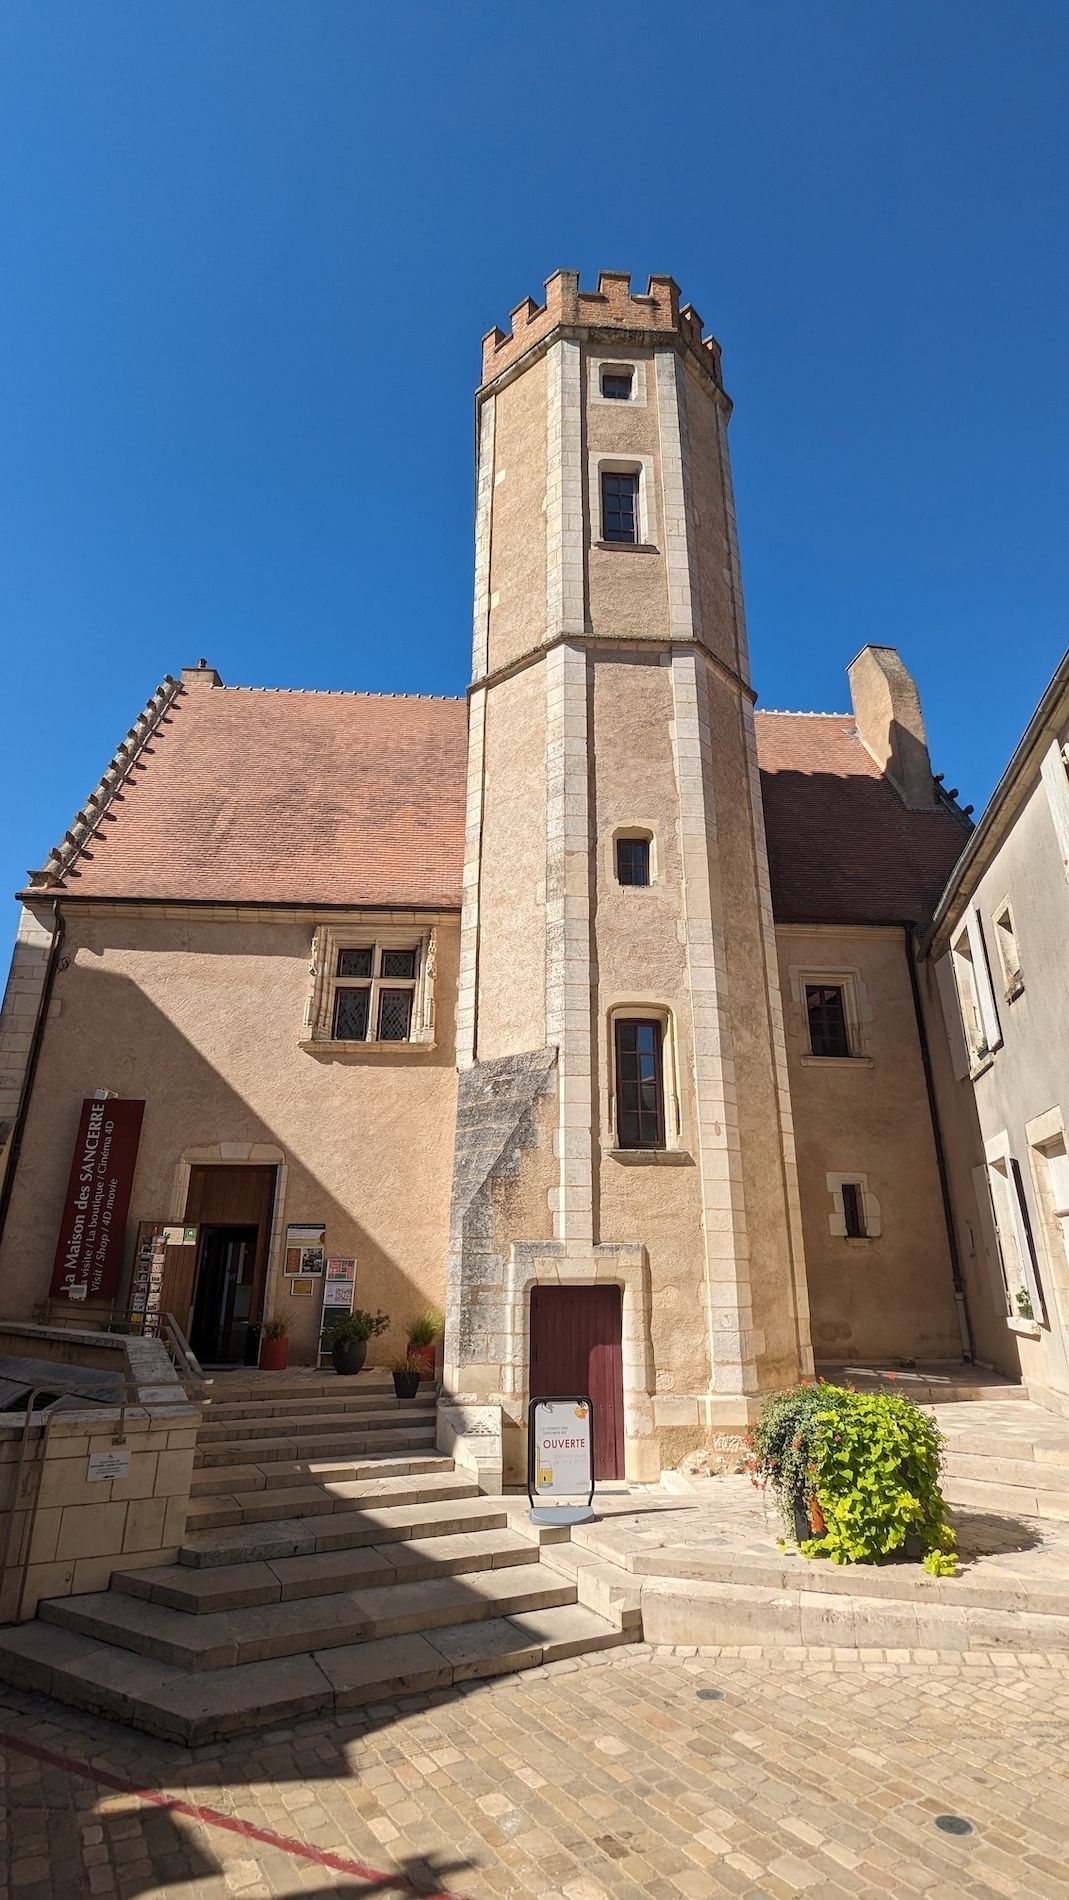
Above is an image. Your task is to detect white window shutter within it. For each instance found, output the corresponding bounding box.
[966,911,1002,1053]
[1040,739,1069,884]
[935,953,970,1081]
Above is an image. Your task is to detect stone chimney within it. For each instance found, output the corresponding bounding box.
[847,645,937,810]
[181,659,223,687]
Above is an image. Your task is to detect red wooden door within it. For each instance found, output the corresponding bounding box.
[529,1285,624,1480]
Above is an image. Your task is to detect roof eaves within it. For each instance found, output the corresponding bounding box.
[25,674,182,892]
[920,645,1069,959]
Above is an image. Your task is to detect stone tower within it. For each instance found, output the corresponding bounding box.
[443,271,813,1486]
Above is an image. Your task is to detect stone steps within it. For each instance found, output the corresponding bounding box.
[941,1474,1069,1521]
[197,1405,434,1445]
[0,1603,626,1744]
[0,1376,634,1738]
[117,1526,538,1614]
[184,1464,477,1534]
[189,1452,446,1497]
[180,1492,506,1569]
[194,1424,437,1468]
[203,1393,436,1423]
[41,1556,576,1671]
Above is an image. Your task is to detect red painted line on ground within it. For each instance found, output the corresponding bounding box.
[0,1727,474,1898]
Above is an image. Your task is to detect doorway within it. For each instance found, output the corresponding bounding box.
[162,1165,277,1362]
[190,1227,260,1363]
[529,1284,625,1480]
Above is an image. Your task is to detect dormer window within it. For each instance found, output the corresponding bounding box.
[601,367,633,401]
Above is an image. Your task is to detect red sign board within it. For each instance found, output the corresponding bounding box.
[49,1099,146,1302]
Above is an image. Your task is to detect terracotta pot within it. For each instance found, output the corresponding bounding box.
[258,1336,289,1372]
[332,1338,368,1376]
[407,1343,436,1381]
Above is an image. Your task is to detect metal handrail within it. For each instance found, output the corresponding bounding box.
[161,1312,211,1399]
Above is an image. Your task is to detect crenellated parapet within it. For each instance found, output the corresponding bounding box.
[481,269,723,386]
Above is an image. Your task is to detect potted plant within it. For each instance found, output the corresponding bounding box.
[389,1355,421,1401]
[328,1309,389,1376]
[258,1312,290,1372]
[405,1307,443,1381]
[746,1381,957,1576]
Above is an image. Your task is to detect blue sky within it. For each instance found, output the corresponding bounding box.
[2,2,1068,946]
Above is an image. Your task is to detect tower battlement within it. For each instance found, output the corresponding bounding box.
[480,269,722,385]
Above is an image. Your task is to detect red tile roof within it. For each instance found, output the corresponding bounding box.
[41,683,468,909]
[754,711,969,926]
[32,683,968,926]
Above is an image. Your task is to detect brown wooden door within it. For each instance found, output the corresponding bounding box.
[161,1167,277,1342]
[530,1285,625,1480]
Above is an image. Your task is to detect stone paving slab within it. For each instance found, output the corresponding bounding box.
[2,1640,1069,1897]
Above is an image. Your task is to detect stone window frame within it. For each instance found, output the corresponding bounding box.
[607,823,659,890]
[301,924,437,1052]
[589,451,658,549]
[786,963,873,1068]
[1025,1107,1069,1318]
[951,912,1002,1074]
[983,1130,1047,1331]
[826,1170,881,1242]
[991,896,1025,1002]
[603,1001,684,1153]
[588,351,648,408]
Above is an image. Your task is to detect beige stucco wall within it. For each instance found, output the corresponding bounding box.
[473,666,548,1061]
[682,363,743,677]
[777,923,962,1364]
[0,903,459,1367]
[486,365,548,671]
[934,770,1069,1409]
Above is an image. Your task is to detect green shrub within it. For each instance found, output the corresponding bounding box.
[406,1307,444,1348]
[747,1381,956,1573]
[327,1309,389,1346]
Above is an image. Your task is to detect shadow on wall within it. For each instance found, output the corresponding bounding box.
[0,960,447,1352]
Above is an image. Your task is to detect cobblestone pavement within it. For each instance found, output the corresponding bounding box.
[1,1642,1068,1900]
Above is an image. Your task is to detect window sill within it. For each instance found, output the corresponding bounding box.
[799,1054,874,1070]
[300,1038,437,1056]
[1006,1315,1043,1339]
[594,541,660,554]
[969,1052,996,1079]
[606,1148,695,1166]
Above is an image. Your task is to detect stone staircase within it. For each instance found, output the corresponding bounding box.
[0,1372,631,1742]
[932,1398,1069,1522]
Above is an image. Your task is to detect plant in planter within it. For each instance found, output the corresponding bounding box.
[388,1355,422,1401]
[259,1312,290,1371]
[747,1381,957,1576]
[405,1308,444,1381]
[328,1309,389,1376]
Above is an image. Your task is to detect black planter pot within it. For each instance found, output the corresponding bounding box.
[903,1531,924,1560]
[332,1338,368,1376]
[392,1369,420,1401]
[793,1504,811,1544]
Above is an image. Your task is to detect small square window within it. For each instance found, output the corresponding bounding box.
[333,987,370,1040]
[381,948,417,980]
[616,837,650,886]
[842,1182,866,1238]
[601,471,638,545]
[338,947,373,978]
[806,985,851,1059]
[601,368,633,401]
[378,989,414,1042]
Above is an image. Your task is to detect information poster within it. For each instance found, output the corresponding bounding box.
[285,1223,326,1276]
[530,1399,593,1498]
[319,1258,356,1365]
